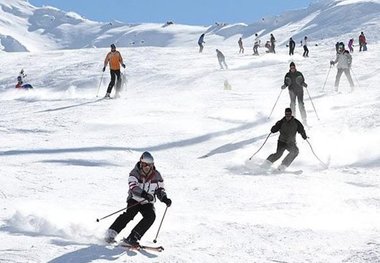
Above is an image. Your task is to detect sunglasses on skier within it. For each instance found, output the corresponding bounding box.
[141,162,153,168]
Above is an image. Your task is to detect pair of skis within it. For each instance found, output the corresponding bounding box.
[119,242,164,252]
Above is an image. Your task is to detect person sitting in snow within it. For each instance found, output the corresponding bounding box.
[15,69,33,89]
[261,108,307,172]
[104,152,172,246]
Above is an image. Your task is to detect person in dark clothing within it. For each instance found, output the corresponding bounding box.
[270,34,276,53]
[104,152,172,246]
[289,37,295,55]
[281,62,308,126]
[198,33,205,53]
[216,49,228,69]
[238,37,244,54]
[103,44,125,98]
[262,108,307,171]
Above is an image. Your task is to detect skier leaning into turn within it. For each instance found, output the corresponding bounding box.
[104,152,172,246]
[262,108,308,172]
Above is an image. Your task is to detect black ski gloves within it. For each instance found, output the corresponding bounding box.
[162,196,172,207]
[122,63,126,68]
[330,61,335,66]
[102,67,106,72]
[141,191,154,202]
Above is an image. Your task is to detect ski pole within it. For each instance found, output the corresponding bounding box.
[305,88,320,121]
[96,200,144,222]
[321,65,332,92]
[306,139,328,169]
[153,206,168,243]
[268,89,283,119]
[249,132,271,160]
[96,71,105,97]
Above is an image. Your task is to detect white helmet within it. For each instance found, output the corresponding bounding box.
[140,151,154,164]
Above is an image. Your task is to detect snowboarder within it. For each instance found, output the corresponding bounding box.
[270,34,276,53]
[330,42,354,91]
[281,62,308,126]
[198,33,205,53]
[102,44,125,98]
[253,33,260,55]
[348,38,354,53]
[302,36,309,57]
[216,49,228,69]
[15,69,33,89]
[238,37,244,54]
[289,37,295,56]
[359,32,367,52]
[262,107,307,171]
[104,152,172,245]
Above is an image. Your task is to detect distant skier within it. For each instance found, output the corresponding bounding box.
[359,32,367,52]
[104,152,172,246]
[261,107,308,172]
[289,37,295,56]
[216,49,228,69]
[15,69,33,89]
[330,42,354,91]
[270,34,276,53]
[238,37,244,54]
[265,41,274,53]
[281,62,308,126]
[348,38,354,53]
[198,33,205,53]
[102,44,125,98]
[253,33,260,55]
[302,36,309,57]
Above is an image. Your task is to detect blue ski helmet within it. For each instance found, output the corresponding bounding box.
[140,151,154,164]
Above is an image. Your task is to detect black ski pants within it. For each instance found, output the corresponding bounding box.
[109,200,156,239]
[289,47,295,56]
[289,89,307,123]
[267,140,299,167]
[303,45,309,57]
[107,69,121,94]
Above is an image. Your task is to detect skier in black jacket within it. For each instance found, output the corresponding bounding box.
[262,108,307,171]
[281,62,308,126]
[289,37,295,55]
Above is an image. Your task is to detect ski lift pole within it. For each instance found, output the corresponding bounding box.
[96,71,105,97]
[321,65,332,92]
[249,132,271,160]
[268,89,283,119]
[305,88,320,121]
